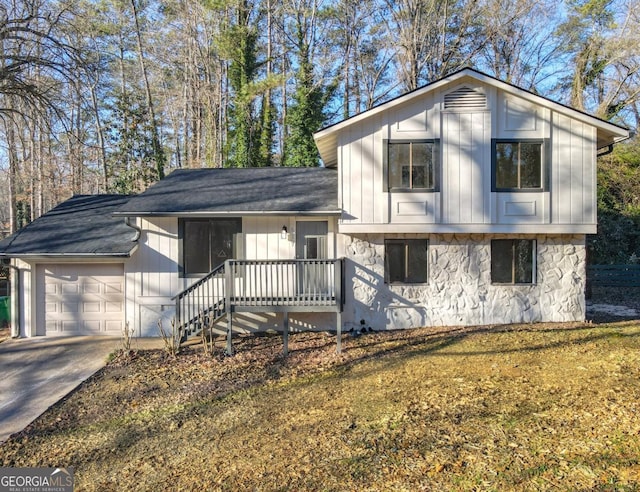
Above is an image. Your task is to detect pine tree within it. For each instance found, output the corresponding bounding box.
[282,7,332,168]
[224,0,260,167]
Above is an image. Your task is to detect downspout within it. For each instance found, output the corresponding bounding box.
[597,144,614,157]
[2,259,20,338]
[124,216,142,242]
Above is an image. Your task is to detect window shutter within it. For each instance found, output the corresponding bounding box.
[444,87,487,110]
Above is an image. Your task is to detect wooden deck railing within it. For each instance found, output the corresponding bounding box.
[227,259,342,309]
[173,262,227,337]
[173,259,344,337]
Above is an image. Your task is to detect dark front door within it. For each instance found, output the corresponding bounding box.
[295,221,328,295]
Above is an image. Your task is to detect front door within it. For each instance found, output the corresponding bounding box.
[296,221,328,295]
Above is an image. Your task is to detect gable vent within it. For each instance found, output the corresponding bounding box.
[444,87,486,110]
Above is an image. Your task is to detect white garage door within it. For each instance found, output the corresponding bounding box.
[38,264,124,335]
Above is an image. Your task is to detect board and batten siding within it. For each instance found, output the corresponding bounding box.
[551,113,597,225]
[337,79,599,234]
[339,114,387,225]
[244,216,294,260]
[442,111,490,224]
[491,92,550,227]
[338,93,442,228]
[124,215,338,335]
[124,217,179,336]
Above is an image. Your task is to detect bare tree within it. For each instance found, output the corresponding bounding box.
[0,0,80,231]
[477,0,566,92]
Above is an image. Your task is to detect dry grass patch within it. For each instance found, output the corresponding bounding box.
[1,322,640,491]
[0,326,10,343]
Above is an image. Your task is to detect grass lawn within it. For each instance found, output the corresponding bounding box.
[1,321,640,491]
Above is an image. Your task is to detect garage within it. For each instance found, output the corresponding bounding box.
[37,264,125,335]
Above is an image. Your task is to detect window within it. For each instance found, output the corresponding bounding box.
[179,218,242,276]
[491,239,535,284]
[492,139,545,191]
[385,239,428,284]
[385,140,439,191]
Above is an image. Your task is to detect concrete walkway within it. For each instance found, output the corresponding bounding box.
[0,336,163,443]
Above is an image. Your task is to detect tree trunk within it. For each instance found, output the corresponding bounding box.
[130,0,165,179]
[90,83,109,191]
[5,117,18,233]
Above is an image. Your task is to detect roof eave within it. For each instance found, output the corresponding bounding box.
[0,252,134,259]
[113,210,343,218]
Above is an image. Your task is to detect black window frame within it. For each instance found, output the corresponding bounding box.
[178,218,242,277]
[383,139,440,192]
[384,239,429,284]
[490,239,536,285]
[491,139,549,192]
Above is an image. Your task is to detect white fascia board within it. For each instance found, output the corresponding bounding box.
[338,223,596,235]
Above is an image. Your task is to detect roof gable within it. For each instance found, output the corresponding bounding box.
[314,67,629,167]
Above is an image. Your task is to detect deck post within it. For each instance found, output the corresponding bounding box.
[282,311,289,357]
[335,258,343,354]
[336,311,342,354]
[225,311,233,355]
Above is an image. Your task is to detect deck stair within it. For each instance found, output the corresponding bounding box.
[173,262,227,337]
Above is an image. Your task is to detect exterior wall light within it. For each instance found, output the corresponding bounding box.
[281,226,288,239]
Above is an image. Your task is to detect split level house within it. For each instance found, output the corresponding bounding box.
[0,68,630,344]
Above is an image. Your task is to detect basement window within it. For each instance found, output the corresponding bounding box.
[385,239,428,284]
[491,239,536,284]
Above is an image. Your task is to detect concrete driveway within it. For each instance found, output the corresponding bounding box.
[0,336,162,443]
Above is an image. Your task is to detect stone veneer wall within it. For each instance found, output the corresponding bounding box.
[343,234,586,331]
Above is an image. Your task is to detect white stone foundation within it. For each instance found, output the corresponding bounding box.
[343,234,586,331]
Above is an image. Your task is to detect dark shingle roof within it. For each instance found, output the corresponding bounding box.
[114,167,339,216]
[0,195,137,257]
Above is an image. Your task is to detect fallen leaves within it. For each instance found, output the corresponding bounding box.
[1,321,639,491]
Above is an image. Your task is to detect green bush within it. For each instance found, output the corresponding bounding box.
[588,138,640,264]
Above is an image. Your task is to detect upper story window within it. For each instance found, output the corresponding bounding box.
[179,218,242,276]
[492,139,546,191]
[384,140,439,192]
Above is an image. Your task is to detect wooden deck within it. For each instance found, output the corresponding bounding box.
[173,258,344,354]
